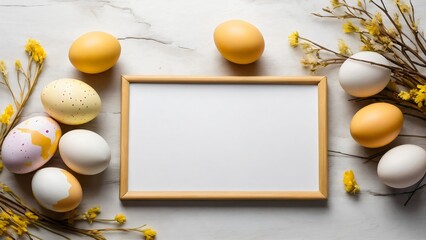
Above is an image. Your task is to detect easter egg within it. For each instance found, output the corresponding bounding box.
[69,31,121,74]
[59,129,111,175]
[378,144,426,188]
[350,102,403,148]
[41,78,101,125]
[1,116,61,174]
[339,51,391,97]
[214,20,265,64]
[32,167,83,212]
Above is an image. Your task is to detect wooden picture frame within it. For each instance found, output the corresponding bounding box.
[120,76,327,200]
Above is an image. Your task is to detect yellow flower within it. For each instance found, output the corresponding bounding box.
[143,228,157,240]
[85,206,101,224]
[1,184,12,193]
[12,215,28,228]
[0,219,9,231]
[24,212,39,221]
[393,13,402,30]
[374,12,383,24]
[0,211,11,220]
[11,225,26,235]
[0,161,3,172]
[414,91,426,107]
[395,0,410,13]
[387,28,398,38]
[331,0,341,8]
[5,237,13,240]
[378,36,393,50]
[338,39,352,55]
[288,31,299,47]
[114,214,126,224]
[14,59,22,70]
[0,104,15,125]
[342,21,359,33]
[0,60,7,77]
[343,170,360,194]
[25,39,46,64]
[363,18,381,36]
[300,54,319,68]
[398,91,411,100]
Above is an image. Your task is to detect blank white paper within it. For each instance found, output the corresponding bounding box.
[128,83,319,191]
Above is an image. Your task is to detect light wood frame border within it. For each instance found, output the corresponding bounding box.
[120,76,328,200]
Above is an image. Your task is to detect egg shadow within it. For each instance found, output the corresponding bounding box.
[11,172,36,199]
[121,198,328,209]
[219,56,265,76]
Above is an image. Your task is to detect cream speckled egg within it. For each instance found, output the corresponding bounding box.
[41,79,101,125]
[59,129,111,175]
[1,116,61,174]
[32,167,83,212]
[378,144,426,188]
[339,51,391,97]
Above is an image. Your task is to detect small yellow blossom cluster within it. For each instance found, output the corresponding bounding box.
[143,228,157,240]
[0,104,14,125]
[343,170,360,194]
[398,85,426,108]
[114,213,126,224]
[0,60,7,77]
[288,31,299,48]
[25,39,46,64]
[0,209,39,238]
[83,206,101,224]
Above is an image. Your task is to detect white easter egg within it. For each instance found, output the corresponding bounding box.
[339,51,391,97]
[377,144,426,188]
[59,129,111,175]
[1,116,61,174]
[32,167,83,212]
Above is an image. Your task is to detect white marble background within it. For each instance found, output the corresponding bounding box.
[0,0,425,239]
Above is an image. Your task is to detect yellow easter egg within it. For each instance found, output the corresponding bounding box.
[350,102,403,148]
[214,20,265,64]
[69,31,121,74]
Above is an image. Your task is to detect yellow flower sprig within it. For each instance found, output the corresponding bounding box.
[0,39,47,170]
[0,183,156,240]
[398,84,426,107]
[290,0,426,120]
[343,170,360,194]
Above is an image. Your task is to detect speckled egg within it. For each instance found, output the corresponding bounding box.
[1,116,61,174]
[32,167,83,212]
[41,78,101,125]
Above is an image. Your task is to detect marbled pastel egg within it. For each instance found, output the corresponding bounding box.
[41,78,102,125]
[32,167,83,212]
[1,116,61,174]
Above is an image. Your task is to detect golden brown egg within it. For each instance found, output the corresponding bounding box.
[350,102,403,148]
[214,20,265,64]
[69,31,121,74]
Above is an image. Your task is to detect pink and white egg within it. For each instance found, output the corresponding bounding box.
[1,116,61,174]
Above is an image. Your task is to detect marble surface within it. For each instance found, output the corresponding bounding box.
[0,0,426,239]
